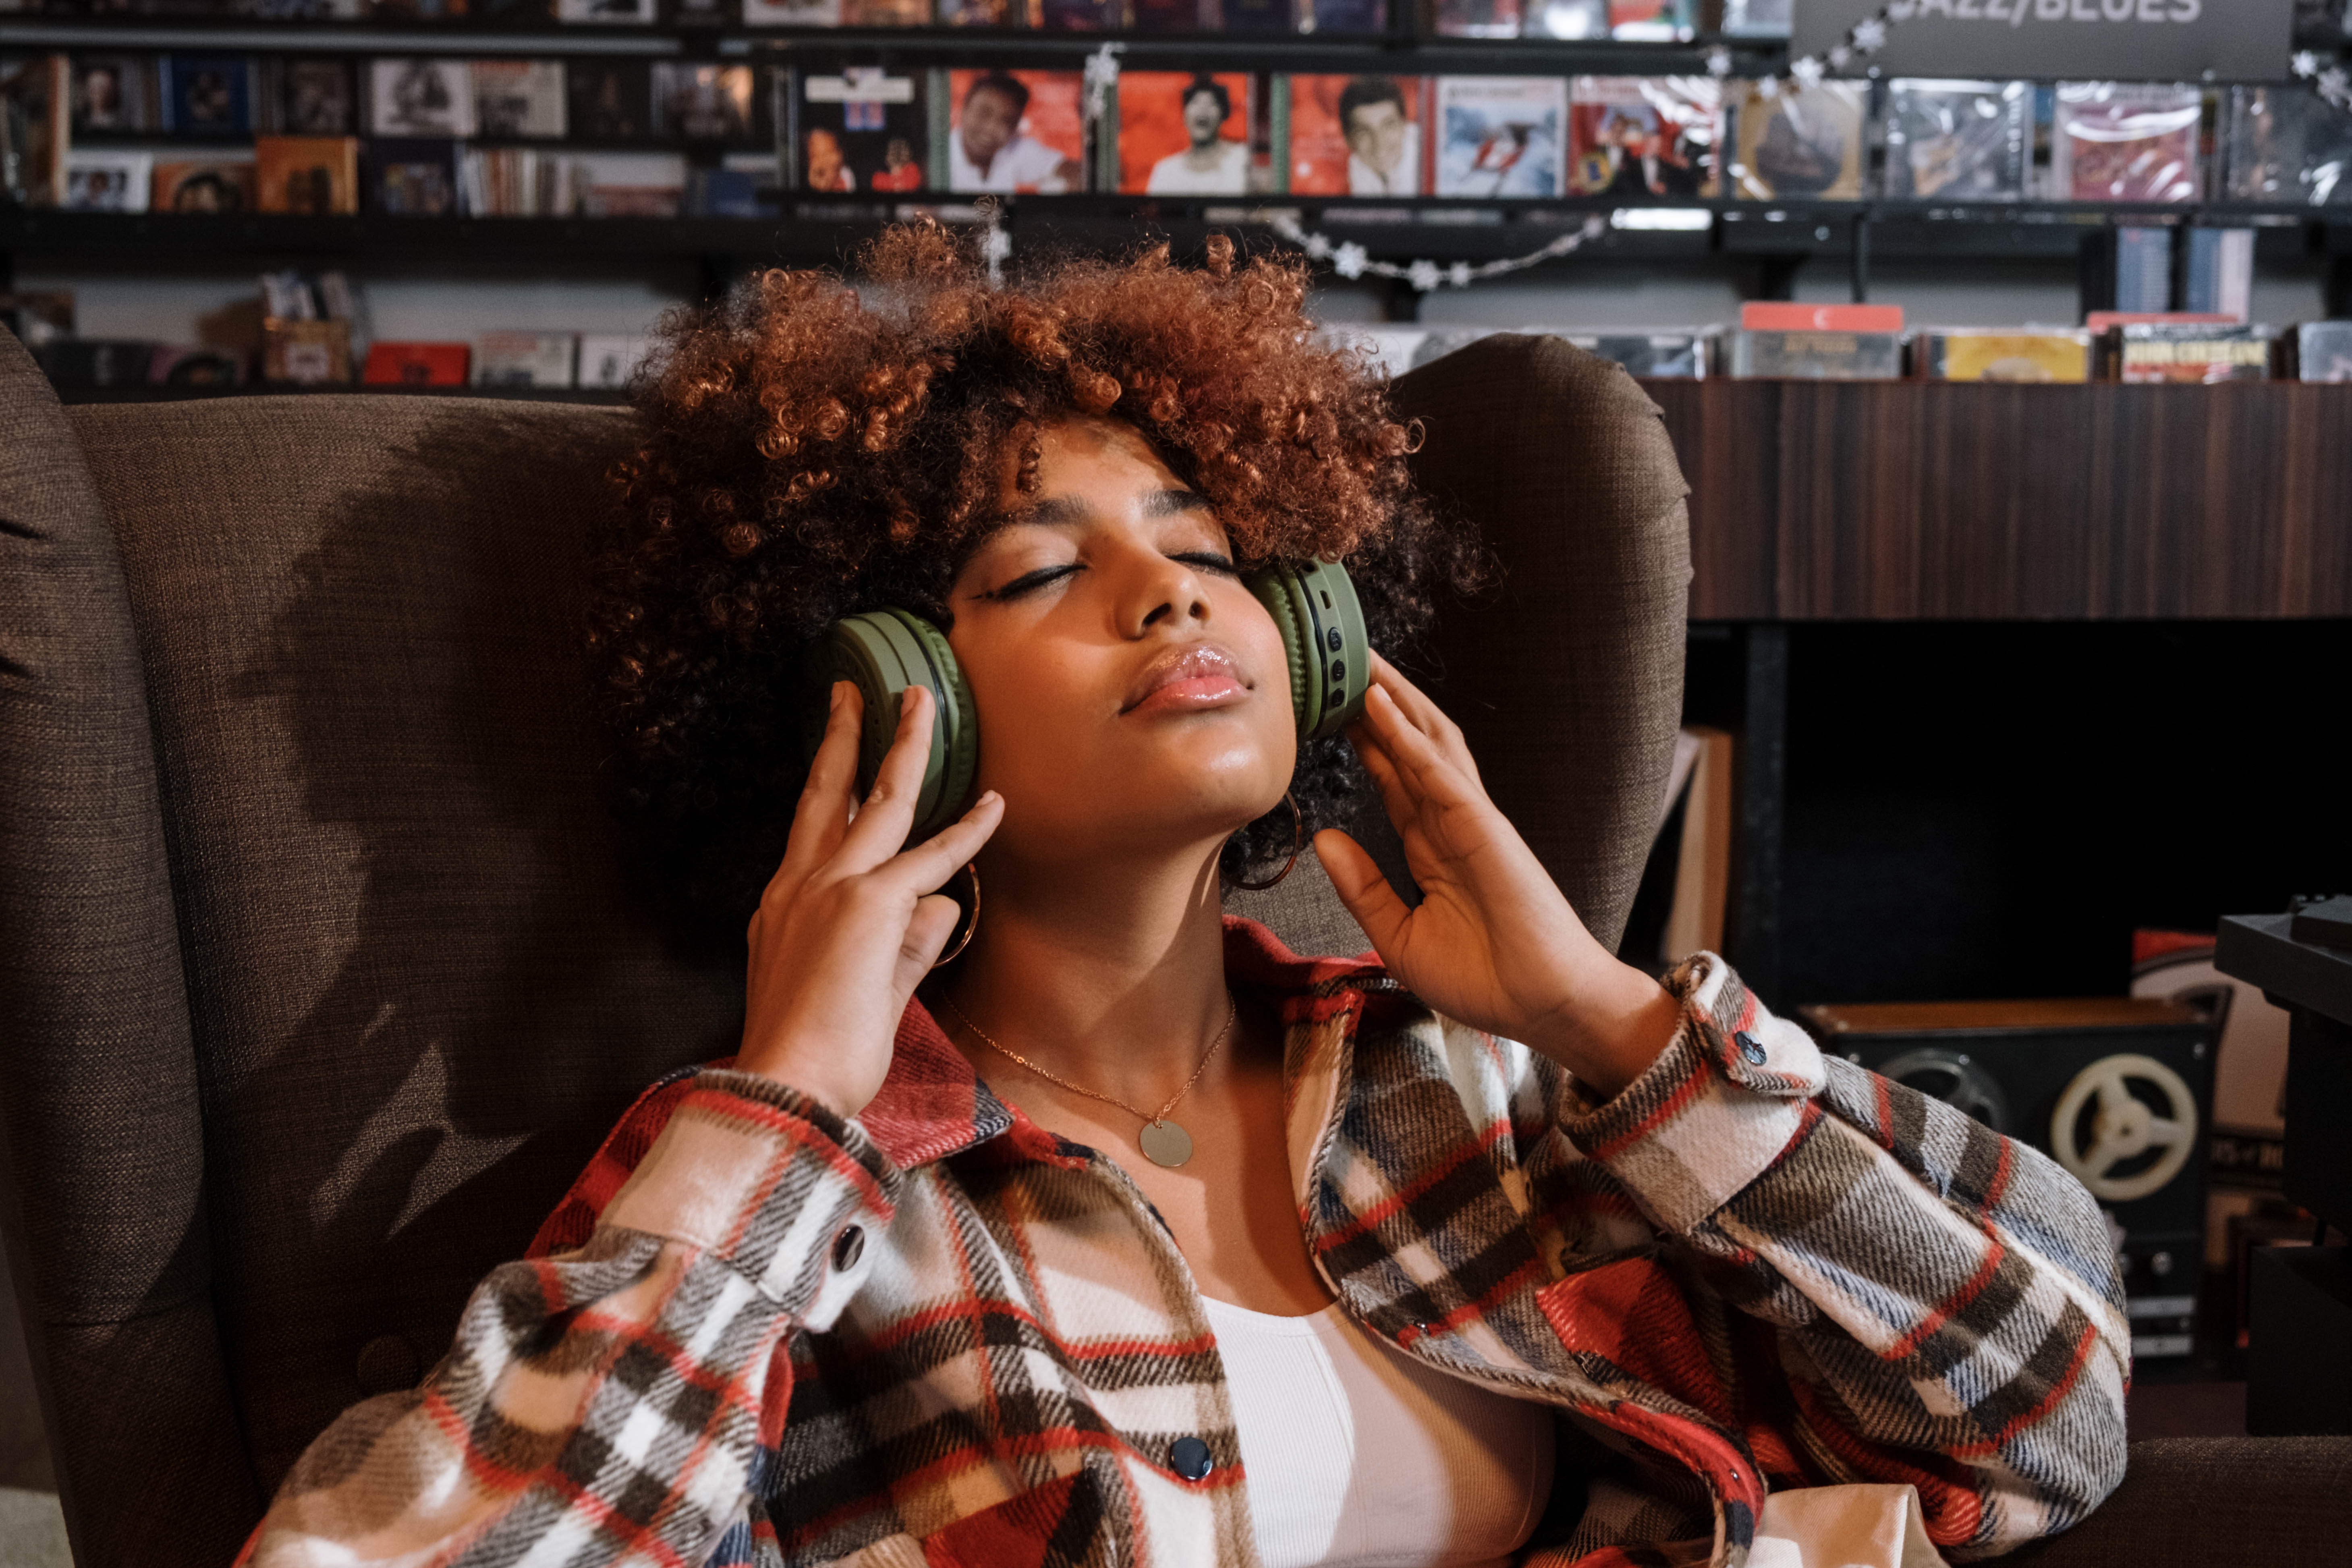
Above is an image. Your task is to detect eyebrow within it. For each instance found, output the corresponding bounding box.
[997,487,1211,529]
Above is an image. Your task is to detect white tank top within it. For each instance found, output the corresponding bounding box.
[1203,1296,1555,1568]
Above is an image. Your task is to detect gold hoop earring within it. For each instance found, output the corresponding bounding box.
[930,862,980,969]
[1230,792,1303,892]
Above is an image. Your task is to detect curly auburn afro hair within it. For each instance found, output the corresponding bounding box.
[588,222,1479,938]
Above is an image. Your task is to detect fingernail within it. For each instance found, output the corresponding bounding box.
[830,682,846,713]
[978,790,1000,808]
[900,687,917,715]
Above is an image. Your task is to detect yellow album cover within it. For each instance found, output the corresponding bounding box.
[1928,333,2093,384]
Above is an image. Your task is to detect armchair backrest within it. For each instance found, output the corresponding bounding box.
[0,328,1688,1567]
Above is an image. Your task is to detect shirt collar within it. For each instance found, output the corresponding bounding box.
[857,916,1383,1172]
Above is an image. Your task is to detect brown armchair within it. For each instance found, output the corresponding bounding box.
[1,327,2341,1568]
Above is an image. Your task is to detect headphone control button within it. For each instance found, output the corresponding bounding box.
[1327,627,1343,651]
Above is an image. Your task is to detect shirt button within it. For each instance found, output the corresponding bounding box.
[1736,1031,1767,1065]
[831,1225,865,1271]
[1170,1435,1214,1482]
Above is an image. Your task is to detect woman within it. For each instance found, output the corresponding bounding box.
[240,227,2127,1568]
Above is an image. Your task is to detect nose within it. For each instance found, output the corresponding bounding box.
[1118,550,1212,639]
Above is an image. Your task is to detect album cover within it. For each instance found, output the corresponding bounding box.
[689,151,782,214]
[149,345,244,386]
[1914,329,2093,382]
[1562,331,1706,377]
[741,0,841,21]
[652,62,754,140]
[1303,0,1383,30]
[262,317,353,384]
[152,156,256,211]
[948,70,1085,194]
[1129,0,1209,29]
[1727,79,1865,201]
[1607,0,1690,39]
[1427,0,1519,38]
[844,0,928,21]
[1,55,69,205]
[71,56,152,131]
[34,340,162,388]
[567,59,650,139]
[1568,76,1720,199]
[161,55,255,135]
[369,137,461,213]
[62,149,152,210]
[938,0,1016,22]
[1116,70,1256,195]
[1518,0,1601,37]
[463,145,585,212]
[1214,0,1292,33]
[1883,79,2029,201]
[666,0,731,25]
[555,0,655,19]
[2113,321,2269,383]
[256,134,359,212]
[259,58,355,134]
[577,332,649,388]
[257,0,365,17]
[1719,0,1787,34]
[1039,0,1118,28]
[2225,86,2352,205]
[2053,82,2202,204]
[370,58,476,137]
[474,330,576,386]
[367,0,469,17]
[1726,327,1901,379]
[1286,74,1422,197]
[574,149,687,213]
[2290,319,2352,381]
[363,341,470,385]
[1434,75,1565,199]
[473,60,567,137]
[796,67,927,190]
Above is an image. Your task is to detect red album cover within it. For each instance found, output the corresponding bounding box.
[1287,74,1422,197]
[947,70,1085,194]
[362,341,471,386]
[1739,302,1903,333]
[1117,71,1255,195]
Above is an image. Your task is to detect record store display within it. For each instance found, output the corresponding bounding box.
[1802,999,2218,1359]
[1882,77,2028,201]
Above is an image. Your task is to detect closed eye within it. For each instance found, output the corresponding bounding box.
[984,552,1236,601]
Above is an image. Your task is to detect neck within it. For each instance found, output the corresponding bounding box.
[935,837,1235,1109]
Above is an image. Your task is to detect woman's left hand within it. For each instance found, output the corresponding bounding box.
[1314,654,1684,1099]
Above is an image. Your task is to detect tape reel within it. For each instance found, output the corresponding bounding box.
[1874,1048,2012,1135]
[2049,1053,2199,1203]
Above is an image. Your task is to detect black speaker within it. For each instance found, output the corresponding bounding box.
[1801,998,2217,1361]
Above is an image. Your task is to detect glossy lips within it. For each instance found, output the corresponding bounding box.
[1122,642,1249,716]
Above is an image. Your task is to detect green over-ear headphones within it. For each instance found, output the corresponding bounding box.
[809,558,1369,843]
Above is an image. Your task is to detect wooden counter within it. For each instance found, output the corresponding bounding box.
[1645,381,2352,621]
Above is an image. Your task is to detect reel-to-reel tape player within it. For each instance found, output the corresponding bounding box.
[1800,998,2217,1361]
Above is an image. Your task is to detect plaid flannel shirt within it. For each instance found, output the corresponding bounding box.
[240,919,2129,1568]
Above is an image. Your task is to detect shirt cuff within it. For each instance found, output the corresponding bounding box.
[599,1068,900,1331]
[1559,952,1827,1236]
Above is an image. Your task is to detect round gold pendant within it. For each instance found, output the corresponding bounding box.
[1137,1119,1193,1168]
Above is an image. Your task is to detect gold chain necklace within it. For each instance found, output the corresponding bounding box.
[942,992,1237,1169]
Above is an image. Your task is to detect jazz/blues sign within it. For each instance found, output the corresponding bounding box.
[1794,0,2295,81]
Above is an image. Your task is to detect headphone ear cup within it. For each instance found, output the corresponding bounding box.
[1247,559,1369,744]
[1246,567,1315,738]
[808,609,978,846]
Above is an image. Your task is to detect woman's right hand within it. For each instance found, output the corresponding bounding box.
[735,680,1004,1118]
